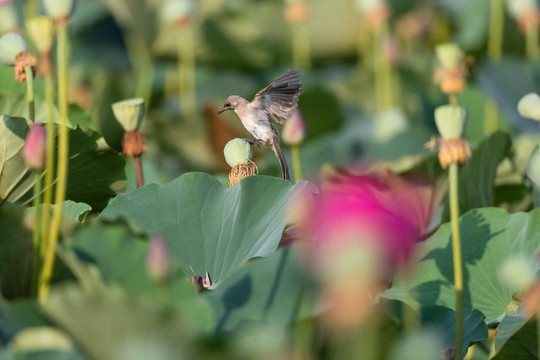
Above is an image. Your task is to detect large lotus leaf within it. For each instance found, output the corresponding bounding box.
[99,173,311,282]
[42,285,195,360]
[384,207,540,324]
[205,245,315,334]
[420,306,488,358]
[493,313,536,359]
[70,222,214,333]
[0,116,125,210]
[476,58,540,134]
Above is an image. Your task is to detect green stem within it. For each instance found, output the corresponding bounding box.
[25,65,35,122]
[31,171,42,297]
[373,27,384,111]
[292,22,311,69]
[449,162,464,360]
[291,145,303,182]
[157,282,171,308]
[449,94,458,106]
[133,155,145,188]
[178,26,196,115]
[526,23,540,60]
[484,100,498,135]
[40,21,70,304]
[41,63,55,258]
[537,311,540,360]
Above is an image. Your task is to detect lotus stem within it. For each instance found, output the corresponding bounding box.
[484,0,504,135]
[40,20,70,304]
[449,161,464,360]
[526,22,539,60]
[41,61,55,258]
[178,26,196,115]
[24,65,35,122]
[373,24,393,111]
[134,155,144,188]
[292,22,311,69]
[31,171,42,296]
[291,144,303,182]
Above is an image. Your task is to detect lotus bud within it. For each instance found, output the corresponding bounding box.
[506,0,536,19]
[0,2,18,34]
[42,0,76,20]
[161,0,193,27]
[434,105,467,140]
[112,98,145,132]
[282,111,306,146]
[23,123,46,170]
[146,235,171,283]
[26,16,54,53]
[527,144,540,187]
[500,254,537,291]
[224,138,253,167]
[518,93,540,121]
[435,43,463,69]
[0,32,27,66]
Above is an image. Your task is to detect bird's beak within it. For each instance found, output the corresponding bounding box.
[217,107,226,115]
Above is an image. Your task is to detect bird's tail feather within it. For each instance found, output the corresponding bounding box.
[272,141,290,181]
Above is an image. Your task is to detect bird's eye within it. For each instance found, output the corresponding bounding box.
[225,103,230,107]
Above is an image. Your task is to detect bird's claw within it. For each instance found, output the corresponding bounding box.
[244,138,263,148]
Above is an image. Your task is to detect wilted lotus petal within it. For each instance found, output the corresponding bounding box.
[282,110,306,146]
[146,235,171,283]
[23,123,46,170]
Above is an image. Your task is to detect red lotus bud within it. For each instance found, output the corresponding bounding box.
[23,123,46,170]
[146,235,171,283]
[282,110,306,146]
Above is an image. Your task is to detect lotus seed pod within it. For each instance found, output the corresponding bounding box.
[224,138,253,168]
[161,0,193,25]
[0,2,18,34]
[12,327,72,352]
[518,93,540,121]
[434,105,467,140]
[355,0,386,13]
[26,16,54,53]
[527,145,540,187]
[500,254,537,291]
[435,43,463,68]
[506,0,536,19]
[112,98,145,132]
[0,32,27,66]
[42,0,76,19]
[389,331,442,360]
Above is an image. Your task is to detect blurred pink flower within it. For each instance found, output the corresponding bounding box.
[146,235,171,283]
[282,110,305,146]
[306,171,436,277]
[23,123,46,170]
[0,0,14,5]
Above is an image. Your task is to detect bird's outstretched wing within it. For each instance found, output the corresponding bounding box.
[251,69,303,124]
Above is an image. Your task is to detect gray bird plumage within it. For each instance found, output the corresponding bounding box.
[218,69,303,181]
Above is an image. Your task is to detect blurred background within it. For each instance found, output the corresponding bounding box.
[1,0,538,188]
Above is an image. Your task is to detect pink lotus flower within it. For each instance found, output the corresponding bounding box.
[0,0,14,5]
[23,123,46,170]
[282,110,305,146]
[306,170,436,278]
[146,235,171,283]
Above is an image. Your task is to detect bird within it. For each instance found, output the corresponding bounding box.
[217,69,303,181]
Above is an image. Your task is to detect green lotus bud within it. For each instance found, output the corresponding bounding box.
[111,98,145,132]
[26,16,54,53]
[224,138,252,167]
[506,0,536,19]
[518,93,540,121]
[0,32,28,66]
[527,144,540,187]
[500,254,537,291]
[0,2,18,34]
[42,0,76,19]
[434,105,467,140]
[435,43,463,68]
[12,327,72,352]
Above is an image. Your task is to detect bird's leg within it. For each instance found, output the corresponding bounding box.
[243,138,263,148]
